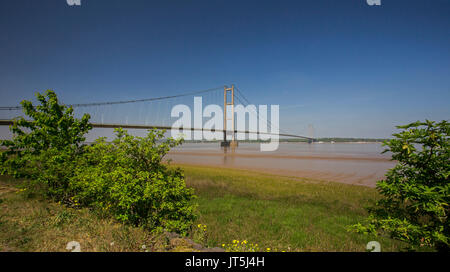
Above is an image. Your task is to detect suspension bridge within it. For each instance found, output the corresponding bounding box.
[0,85,315,145]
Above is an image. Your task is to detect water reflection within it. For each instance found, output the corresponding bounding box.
[221,145,236,165]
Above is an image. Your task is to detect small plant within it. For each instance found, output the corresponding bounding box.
[53,210,75,227]
[221,239,262,252]
[192,223,208,245]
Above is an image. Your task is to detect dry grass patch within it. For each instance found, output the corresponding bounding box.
[0,177,170,252]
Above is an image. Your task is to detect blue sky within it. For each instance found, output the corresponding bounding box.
[0,0,449,138]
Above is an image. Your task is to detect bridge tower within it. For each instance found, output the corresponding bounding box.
[307,124,315,143]
[221,85,238,148]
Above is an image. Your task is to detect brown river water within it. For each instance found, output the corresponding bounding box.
[166,142,396,187]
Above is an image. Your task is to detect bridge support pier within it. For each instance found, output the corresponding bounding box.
[220,140,238,148]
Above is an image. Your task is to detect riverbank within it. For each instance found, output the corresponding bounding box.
[0,165,409,252]
[178,164,406,251]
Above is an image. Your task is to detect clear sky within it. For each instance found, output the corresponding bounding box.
[0,0,449,138]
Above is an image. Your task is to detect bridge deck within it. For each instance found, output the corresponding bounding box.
[0,119,313,140]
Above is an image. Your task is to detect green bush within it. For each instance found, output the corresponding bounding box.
[352,120,449,251]
[0,90,91,200]
[1,91,197,235]
[70,128,197,235]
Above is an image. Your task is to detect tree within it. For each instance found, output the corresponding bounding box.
[0,90,91,197]
[352,120,449,251]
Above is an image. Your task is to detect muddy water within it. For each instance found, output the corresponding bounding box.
[166,142,396,187]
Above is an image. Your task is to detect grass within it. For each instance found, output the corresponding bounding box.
[0,176,170,252]
[1,165,408,252]
[177,164,407,252]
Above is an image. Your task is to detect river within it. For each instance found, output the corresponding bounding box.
[166,142,396,187]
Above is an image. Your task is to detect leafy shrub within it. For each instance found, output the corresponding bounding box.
[70,128,197,235]
[1,91,197,235]
[0,90,91,200]
[352,120,449,251]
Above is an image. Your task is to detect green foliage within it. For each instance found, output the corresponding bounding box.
[70,128,197,235]
[352,120,449,251]
[0,90,91,199]
[1,91,197,235]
